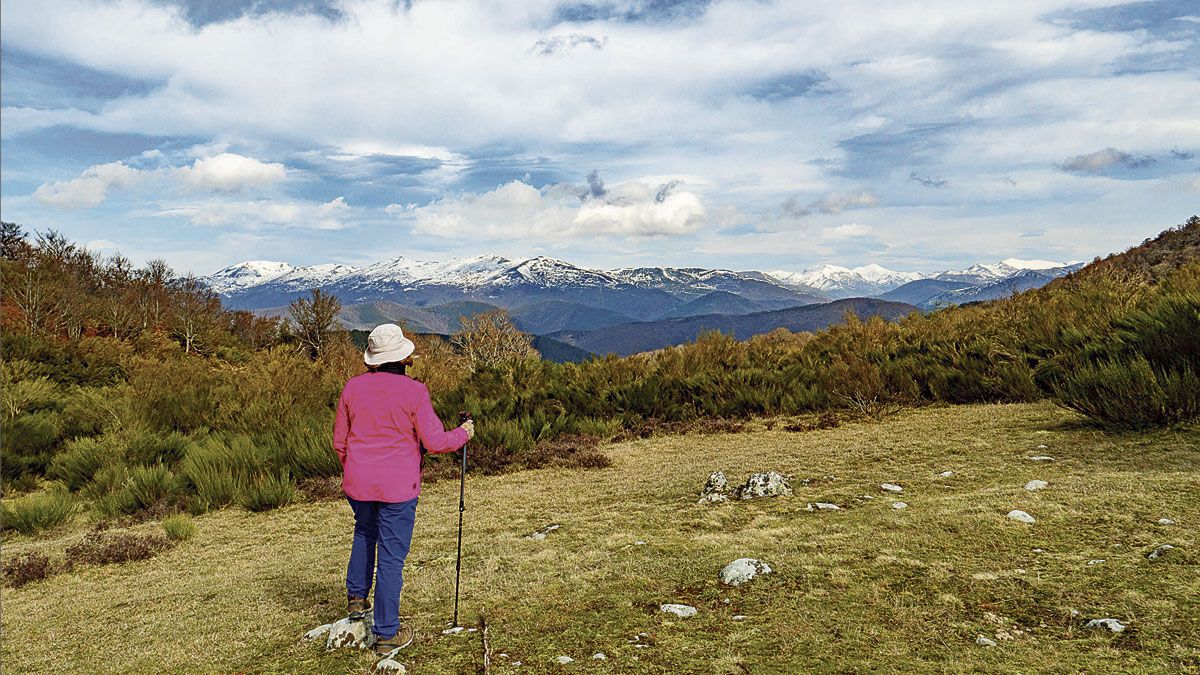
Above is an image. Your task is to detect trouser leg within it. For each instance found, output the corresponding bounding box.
[372,497,418,638]
[346,497,379,599]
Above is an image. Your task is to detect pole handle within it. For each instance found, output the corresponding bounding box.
[459,411,472,424]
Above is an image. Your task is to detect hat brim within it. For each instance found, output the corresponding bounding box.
[363,338,416,366]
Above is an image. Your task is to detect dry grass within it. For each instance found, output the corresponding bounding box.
[2,402,1198,673]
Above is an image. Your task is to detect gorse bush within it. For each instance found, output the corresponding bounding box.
[241,470,296,512]
[127,431,193,466]
[162,513,196,541]
[1054,356,1199,430]
[1,487,76,534]
[1,411,64,480]
[49,437,117,491]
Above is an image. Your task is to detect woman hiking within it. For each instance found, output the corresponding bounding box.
[333,323,475,655]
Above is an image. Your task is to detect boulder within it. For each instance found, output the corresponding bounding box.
[702,471,728,495]
[892,502,908,510]
[302,624,332,642]
[1146,544,1176,560]
[326,616,373,650]
[374,656,408,674]
[528,524,561,540]
[880,483,903,493]
[1006,510,1035,524]
[1157,518,1175,525]
[660,603,698,618]
[1024,480,1048,491]
[1084,618,1126,633]
[719,558,772,586]
[734,472,792,499]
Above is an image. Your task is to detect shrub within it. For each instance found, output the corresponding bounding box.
[1,411,64,479]
[3,551,56,588]
[265,417,341,479]
[0,488,76,535]
[240,471,296,512]
[127,431,193,466]
[177,436,262,513]
[297,476,343,501]
[1054,356,1200,429]
[161,513,196,542]
[50,436,117,491]
[125,464,177,512]
[1,377,61,419]
[65,531,170,569]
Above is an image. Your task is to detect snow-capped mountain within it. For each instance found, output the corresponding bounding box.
[768,264,925,299]
[610,267,826,308]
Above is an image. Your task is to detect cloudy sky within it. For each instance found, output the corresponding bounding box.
[2,0,1197,275]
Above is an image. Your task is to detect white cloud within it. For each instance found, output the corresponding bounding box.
[33,161,141,208]
[175,153,286,190]
[159,196,350,230]
[821,222,873,239]
[410,179,707,239]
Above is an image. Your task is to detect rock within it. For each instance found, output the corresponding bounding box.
[1157,518,1175,525]
[1032,548,1044,553]
[995,629,1014,641]
[892,501,908,510]
[976,635,997,647]
[374,656,407,674]
[938,471,955,478]
[326,616,373,650]
[635,540,647,545]
[697,493,728,504]
[592,653,607,661]
[1087,559,1105,565]
[554,655,575,665]
[528,524,561,540]
[719,558,773,586]
[1024,480,1048,491]
[1027,456,1055,462]
[806,502,841,511]
[1006,510,1035,524]
[856,495,876,501]
[1146,544,1176,560]
[732,615,747,621]
[1035,444,1048,449]
[660,603,698,618]
[441,626,466,635]
[1084,618,1126,633]
[702,471,729,495]
[302,624,333,642]
[734,472,792,499]
[881,483,903,493]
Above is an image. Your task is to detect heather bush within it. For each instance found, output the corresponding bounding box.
[1,487,76,535]
[3,551,56,587]
[65,530,170,569]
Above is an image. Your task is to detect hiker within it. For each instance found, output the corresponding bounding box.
[333,323,475,655]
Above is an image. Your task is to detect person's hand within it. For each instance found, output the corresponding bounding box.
[460,419,475,440]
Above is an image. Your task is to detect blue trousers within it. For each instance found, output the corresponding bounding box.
[346,496,417,638]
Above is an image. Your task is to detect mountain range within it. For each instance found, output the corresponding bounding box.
[206,254,1083,360]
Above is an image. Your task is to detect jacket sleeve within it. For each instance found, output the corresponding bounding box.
[412,384,469,454]
[333,386,350,467]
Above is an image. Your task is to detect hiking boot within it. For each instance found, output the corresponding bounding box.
[347,596,371,621]
[373,624,415,656]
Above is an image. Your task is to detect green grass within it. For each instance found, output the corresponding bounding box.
[2,402,1197,673]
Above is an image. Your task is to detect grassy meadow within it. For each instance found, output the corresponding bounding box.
[3,401,1197,673]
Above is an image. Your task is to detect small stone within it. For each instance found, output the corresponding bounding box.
[1007,510,1035,524]
[1157,518,1175,525]
[325,616,373,650]
[881,483,903,493]
[466,628,478,633]
[719,558,773,586]
[528,524,561,540]
[635,540,647,545]
[806,502,841,511]
[1146,544,1176,560]
[375,657,408,674]
[938,471,955,478]
[983,612,1004,625]
[1070,609,1081,618]
[976,635,997,647]
[592,653,607,661]
[1087,559,1105,565]
[1032,548,1044,553]
[1027,456,1055,462]
[499,654,509,658]
[441,626,466,635]
[892,501,908,510]
[660,603,698,618]
[302,624,332,642]
[733,471,792,499]
[1035,444,1048,449]
[554,655,575,665]
[1024,480,1048,491]
[857,495,876,500]
[1084,618,1126,633]
[698,492,729,504]
[732,615,747,621]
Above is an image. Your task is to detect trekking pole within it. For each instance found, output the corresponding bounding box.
[452,411,470,628]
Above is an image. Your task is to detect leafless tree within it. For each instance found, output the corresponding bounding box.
[452,310,537,371]
[288,288,343,359]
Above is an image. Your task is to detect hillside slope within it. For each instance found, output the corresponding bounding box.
[3,403,1196,672]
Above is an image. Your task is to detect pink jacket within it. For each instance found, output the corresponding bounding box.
[333,372,469,503]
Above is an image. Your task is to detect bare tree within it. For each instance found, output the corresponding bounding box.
[288,288,342,359]
[170,275,222,353]
[452,310,537,371]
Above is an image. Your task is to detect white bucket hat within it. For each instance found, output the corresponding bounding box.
[363,323,416,366]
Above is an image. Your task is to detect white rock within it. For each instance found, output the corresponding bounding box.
[1027,456,1055,462]
[441,626,466,635]
[302,624,332,642]
[701,471,729,495]
[554,655,575,664]
[1035,444,1048,449]
[1085,618,1126,633]
[1157,518,1175,525]
[1024,480,1048,491]
[1032,548,1044,553]
[1007,510,1036,524]
[375,656,408,674]
[661,603,698,618]
[326,616,373,650]
[892,501,908,510]
[806,502,841,511]
[635,540,647,545]
[1146,544,1176,560]
[881,483,903,493]
[976,635,998,647]
[719,558,773,586]
[592,653,607,661]
[528,524,561,540]
[938,471,955,478]
[697,492,728,504]
[1087,559,1105,565]
[732,615,747,621]
[734,471,792,499]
